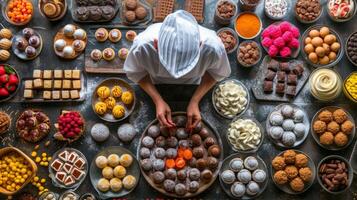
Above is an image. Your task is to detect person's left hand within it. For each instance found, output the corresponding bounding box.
[186,101,201,130]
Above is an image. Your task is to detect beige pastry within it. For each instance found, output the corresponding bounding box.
[108,29,122,43]
[0,38,12,50]
[0,50,10,61]
[0,29,12,39]
[126,30,137,42]
[95,28,109,42]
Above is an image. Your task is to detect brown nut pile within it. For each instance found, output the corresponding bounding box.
[295,0,321,22]
[217,0,236,19]
[238,41,260,66]
[319,158,349,192]
[218,30,237,52]
[0,112,11,134]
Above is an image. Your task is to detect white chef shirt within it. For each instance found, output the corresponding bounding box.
[124,23,231,84]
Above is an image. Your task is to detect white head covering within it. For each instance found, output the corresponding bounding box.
[158,10,200,79]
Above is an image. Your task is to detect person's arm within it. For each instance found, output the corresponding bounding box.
[187,72,217,129]
[139,75,175,128]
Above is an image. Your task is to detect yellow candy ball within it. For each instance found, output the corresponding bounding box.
[104,97,116,110]
[97,86,111,99]
[95,102,107,115]
[112,105,125,118]
[121,91,133,105]
[112,86,122,98]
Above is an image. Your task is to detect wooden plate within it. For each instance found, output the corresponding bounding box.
[12,31,43,61]
[252,56,310,102]
[219,153,268,199]
[120,0,153,26]
[266,103,310,148]
[91,78,135,122]
[53,25,87,59]
[89,146,140,199]
[137,112,224,198]
[270,150,316,194]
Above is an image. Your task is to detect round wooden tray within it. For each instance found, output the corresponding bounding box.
[12,30,43,61]
[91,78,136,122]
[89,146,140,199]
[53,24,87,60]
[137,112,224,198]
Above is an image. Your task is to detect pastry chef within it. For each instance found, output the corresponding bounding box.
[124,10,231,128]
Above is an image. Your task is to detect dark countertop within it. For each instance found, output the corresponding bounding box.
[1,0,357,199]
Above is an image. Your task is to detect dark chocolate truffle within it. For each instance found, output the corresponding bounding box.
[152,171,165,184]
[189,157,197,168]
[25,46,36,57]
[160,126,170,137]
[164,168,177,180]
[179,140,191,148]
[28,36,40,48]
[15,37,28,51]
[196,158,207,170]
[207,156,218,169]
[208,145,221,157]
[193,147,204,158]
[204,137,216,148]
[193,122,203,133]
[199,128,210,139]
[191,134,202,146]
[166,136,178,148]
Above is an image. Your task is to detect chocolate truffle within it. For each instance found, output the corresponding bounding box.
[142,136,154,148]
[165,148,177,159]
[139,147,150,158]
[193,122,203,133]
[196,158,207,170]
[163,179,175,193]
[282,131,296,146]
[208,145,221,157]
[175,183,187,196]
[191,134,202,146]
[28,36,40,48]
[204,137,216,148]
[148,125,160,138]
[135,6,147,20]
[201,169,213,182]
[25,46,36,57]
[173,116,187,127]
[166,136,178,148]
[188,181,199,193]
[207,157,218,170]
[15,37,28,51]
[154,147,166,159]
[152,171,165,184]
[221,169,236,184]
[282,119,295,131]
[188,157,197,168]
[177,169,187,180]
[125,11,136,22]
[189,168,200,181]
[269,126,284,140]
[178,140,191,148]
[22,28,34,39]
[152,159,165,171]
[281,105,294,118]
[199,128,210,139]
[164,168,177,180]
[155,136,166,148]
[140,158,152,171]
[176,128,188,139]
[193,147,204,158]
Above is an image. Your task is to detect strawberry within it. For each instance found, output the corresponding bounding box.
[0,66,5,75]
[0,74,9,84]
[5,83,16,92]
[0,88,9,97]
[8,74,18,85]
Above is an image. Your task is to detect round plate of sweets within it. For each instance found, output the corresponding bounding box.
[138,112,223,198]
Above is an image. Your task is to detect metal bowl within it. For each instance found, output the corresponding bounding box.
[89,146,140,199]
[91,78,136,122]
[266,103,310,148]
[226,116,264,153]
[212,79,250,119]
[0,64,21,103]
[317,155,354,194]
[271,150,316,194]
[219,153,268,199]
[310,106,356,151]
[300,25,344,68]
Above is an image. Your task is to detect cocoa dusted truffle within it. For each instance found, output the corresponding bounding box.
[189,168,201,181]
[154,147,166,159]
[139,147,150,158]
[196,158,207,170]
[152,171,165,184]
[201,169,213,182]
[164,168,177,180]
[148,125,160,138]
[193,147,204,158]
[177,169,187,180]
[204,137,216,148]
[140,158,152,171]
[207,157,218,169]
[142,136,154,148]
[199,128,210,139]
[165,148,177,159]
[188,181,199,193]
[191,134,202,146]
[166,136,178,148]
[175,183,187,196]
[163,179,175,193]
[152,159,165,171]
[155,136,166,147]
[208,145,221,157]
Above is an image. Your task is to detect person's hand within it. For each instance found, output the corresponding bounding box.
[155,99,175,128]
[186,101,201,130]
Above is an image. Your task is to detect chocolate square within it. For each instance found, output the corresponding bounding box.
[279,62,290,72]
[292,64,304,77]
[276,83,285,94]
[267,59,279,71]
[277,71,286,83]
[287,74,298,85]
[265,70,276,81]
[263,80,273,93]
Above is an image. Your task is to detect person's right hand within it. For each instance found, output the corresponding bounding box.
[155,99,175,128]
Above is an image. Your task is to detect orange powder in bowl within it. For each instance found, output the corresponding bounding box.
[235,13,261,39]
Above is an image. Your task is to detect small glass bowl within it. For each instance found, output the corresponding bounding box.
[343,72,357,103]
[264,0,291,20]
[310,106,356,151]
[226,117,265,153]
[217,27,239,54]
[234,12,262,40]
[237,40,262,67]
[59,190,79,200]
[326,0,357,23]
[345,31,357,67]
[300,25,344,68]
[238,0,261,11]
[80,193,96,200]
[317,155,354,194]
[1,0,33,26]
[212,79,250,119]
[214,0,238,25]
[308,67,343,102]
[294,0,323,24]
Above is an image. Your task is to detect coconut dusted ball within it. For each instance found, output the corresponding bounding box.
[140,158,152,171]
[252,169,266,183]
[142,136,154,148]
[153,159,165,171]
[140,147,151,158]
[231,182,246,198]
[293,123,306,138]
[91,123,110,142]
[270,112,284,126]
[244,156,259,171]
[281,105,294,118]
[282,131,296,146]
[246,181,260,196]
[152,171,165,184]
[293,109,305,123]
[229,158,244,172]
[282,119,295,131]
[237,169,252,184]
[221,169,236,184]
[269,126,284,140]
[147,125,160,138]
[117,123,136,142]
[154,147,166,159]
[165,148,177,159]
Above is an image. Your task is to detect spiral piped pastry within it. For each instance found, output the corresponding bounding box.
[97,86,110,99]
[121,91,133,105]
[104,97,116,110]
[112,105,125,118]
[111,86,122,98]
[95,102,107,115]
[309,68,342,101]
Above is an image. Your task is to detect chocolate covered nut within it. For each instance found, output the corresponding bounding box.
[238,41,261,66]
[295,0,321,22]
[319,158,350,192]
[217,0,236,19]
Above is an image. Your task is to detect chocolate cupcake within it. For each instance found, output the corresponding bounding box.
[101,6,115,20]
[88,6,102,21]
[75,7,90,21]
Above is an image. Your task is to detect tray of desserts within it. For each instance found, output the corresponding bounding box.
[21,69,86,102]
[70,0,120,23]
[119,0,153,26]
[252,56,311,102]
[85,26,145,74]
[153,0,205,23]
[138,112,223,198]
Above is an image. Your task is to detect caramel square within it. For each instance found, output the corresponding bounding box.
[43,91,51,100]
[62,80,71,89]
[72,70,81,79]
[24,80,33,89]
[52,91,60,100]
[54,70,63,79]
[24,89,33,98]
[43,80,53,89]
[70,90,80,99]
[61,90,70,99]
[64,70,72,79]
[72,80,81,89]
[54,80,62,89]
[33,79,43,89]
[33,70,42,79]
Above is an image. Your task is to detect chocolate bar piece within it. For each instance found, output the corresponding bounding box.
[277,71,286,83]
[286,85,296,96]
[292,64,304,77]
[265,70,276,81]
[71,168,85,180]
[185,0,205,23]
[263,80,273,93]
[287,74,298,85]
[276,83,285,94]
[154,0,175,22]
[267,59,279,71]
[279,62,290,73]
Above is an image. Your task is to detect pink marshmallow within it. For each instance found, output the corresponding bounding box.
[268,25,282,39]
[261,28,271,38]
[280,47,292,58]
[273,37,285,49]
[262,37,273,48]
[268,45,279,57]
[288,38,300,49]
[290,26,300,38]
[282,31,293,42]
[279,21,292,33]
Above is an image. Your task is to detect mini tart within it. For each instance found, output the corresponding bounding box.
[91,49,102,61]
[95,28,109,42]
[72,40,86,52]
[109,29,122,43]
[125,30,137,42]
[102,48,115,61]
[118,48,129,60]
